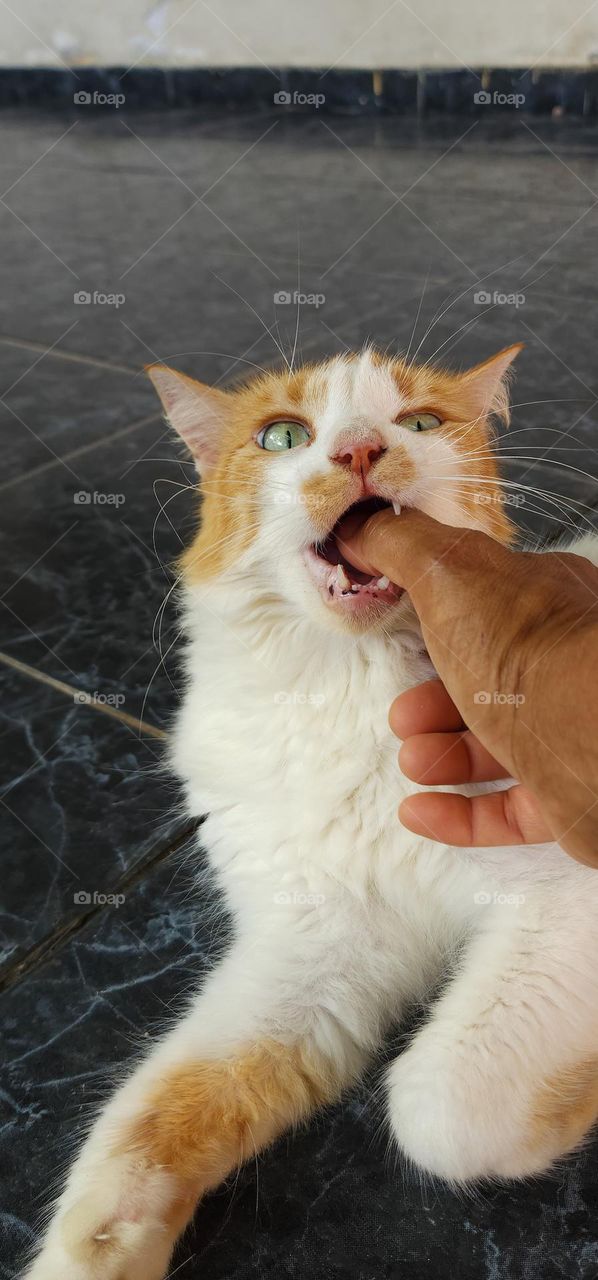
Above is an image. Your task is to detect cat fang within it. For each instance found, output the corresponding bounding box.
[305,543,401,607]
[306,494,402,610]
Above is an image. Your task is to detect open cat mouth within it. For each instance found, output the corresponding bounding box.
[305,496,404,609]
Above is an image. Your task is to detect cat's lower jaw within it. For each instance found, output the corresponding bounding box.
[302,543,404,615]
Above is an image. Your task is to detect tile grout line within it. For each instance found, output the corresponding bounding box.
[0,334,142,376]
[0,410,165,497]
[0,819,200,994]
[0,650,167,740]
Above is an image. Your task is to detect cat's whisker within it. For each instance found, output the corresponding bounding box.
[423,304,504,370]
[508,398,592,410]
[425,470,597,507]
[153,478,197,492]
[211,272,292,373]
[139,623,187,733]
[403,267,431,368]
[152,481,192,554]
[183,523,266,572]
[440,410,490,451]
[422,474,598,530]
[289,234,302,374]
[444,448,598,489]
[141,347,274,377]
[128,456,197,469]
[407,250,527,368]
[415,481,585,534]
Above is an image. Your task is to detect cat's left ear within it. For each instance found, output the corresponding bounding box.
[458,343,523,426]
[145,364,230,473]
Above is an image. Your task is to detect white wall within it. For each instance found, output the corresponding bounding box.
[3,0,598,70]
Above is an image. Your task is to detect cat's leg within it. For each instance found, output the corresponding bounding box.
[387,900,598,1182]
[24,934,373,1280]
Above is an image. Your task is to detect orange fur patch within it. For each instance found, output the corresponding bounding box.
[119,1039,339,1193]
[301,470,360,539]
[371,446,416,497]
[181,365,326,583]
[445,421,515,544]
[388,354,516,544]
[529,1057,598,1159]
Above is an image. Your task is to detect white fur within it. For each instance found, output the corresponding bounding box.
[25,352,598,1278]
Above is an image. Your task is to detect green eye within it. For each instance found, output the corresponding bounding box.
[400,412,442,432]
[258,421,310,451]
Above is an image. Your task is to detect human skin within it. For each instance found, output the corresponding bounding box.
[337,507,598,868]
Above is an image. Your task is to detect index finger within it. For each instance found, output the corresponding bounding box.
[335,506,470,594]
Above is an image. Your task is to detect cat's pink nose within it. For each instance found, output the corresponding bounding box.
[331,437,386,476]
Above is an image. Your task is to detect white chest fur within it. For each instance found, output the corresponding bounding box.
[173,588,542,932]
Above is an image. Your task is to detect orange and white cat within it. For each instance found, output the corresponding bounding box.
[25,345,598,1280]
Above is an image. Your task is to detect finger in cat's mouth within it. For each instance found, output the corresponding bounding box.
[306,496,403,607]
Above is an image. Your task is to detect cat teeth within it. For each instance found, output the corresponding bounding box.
[335,563,351,592]
[377,576,390,589]
[392,501,402,516]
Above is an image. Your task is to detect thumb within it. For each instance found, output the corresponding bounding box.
[335,506,474,605]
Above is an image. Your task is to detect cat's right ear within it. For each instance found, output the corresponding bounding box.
[145,365,230,473]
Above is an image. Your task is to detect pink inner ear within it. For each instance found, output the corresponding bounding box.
[145,365,230,472]
[459,343,523,424]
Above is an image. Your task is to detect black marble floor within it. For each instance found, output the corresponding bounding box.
[2,106,598,1280]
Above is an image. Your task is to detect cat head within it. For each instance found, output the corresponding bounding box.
[147,345,521,634]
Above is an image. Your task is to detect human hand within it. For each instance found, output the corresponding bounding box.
[337,506,598,866]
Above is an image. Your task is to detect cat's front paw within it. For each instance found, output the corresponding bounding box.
[23,1214,176,1280]
[23,1226,169,1280]
[23,1159,194,1280]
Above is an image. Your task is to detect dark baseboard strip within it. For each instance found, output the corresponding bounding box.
[1,66,598,116]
